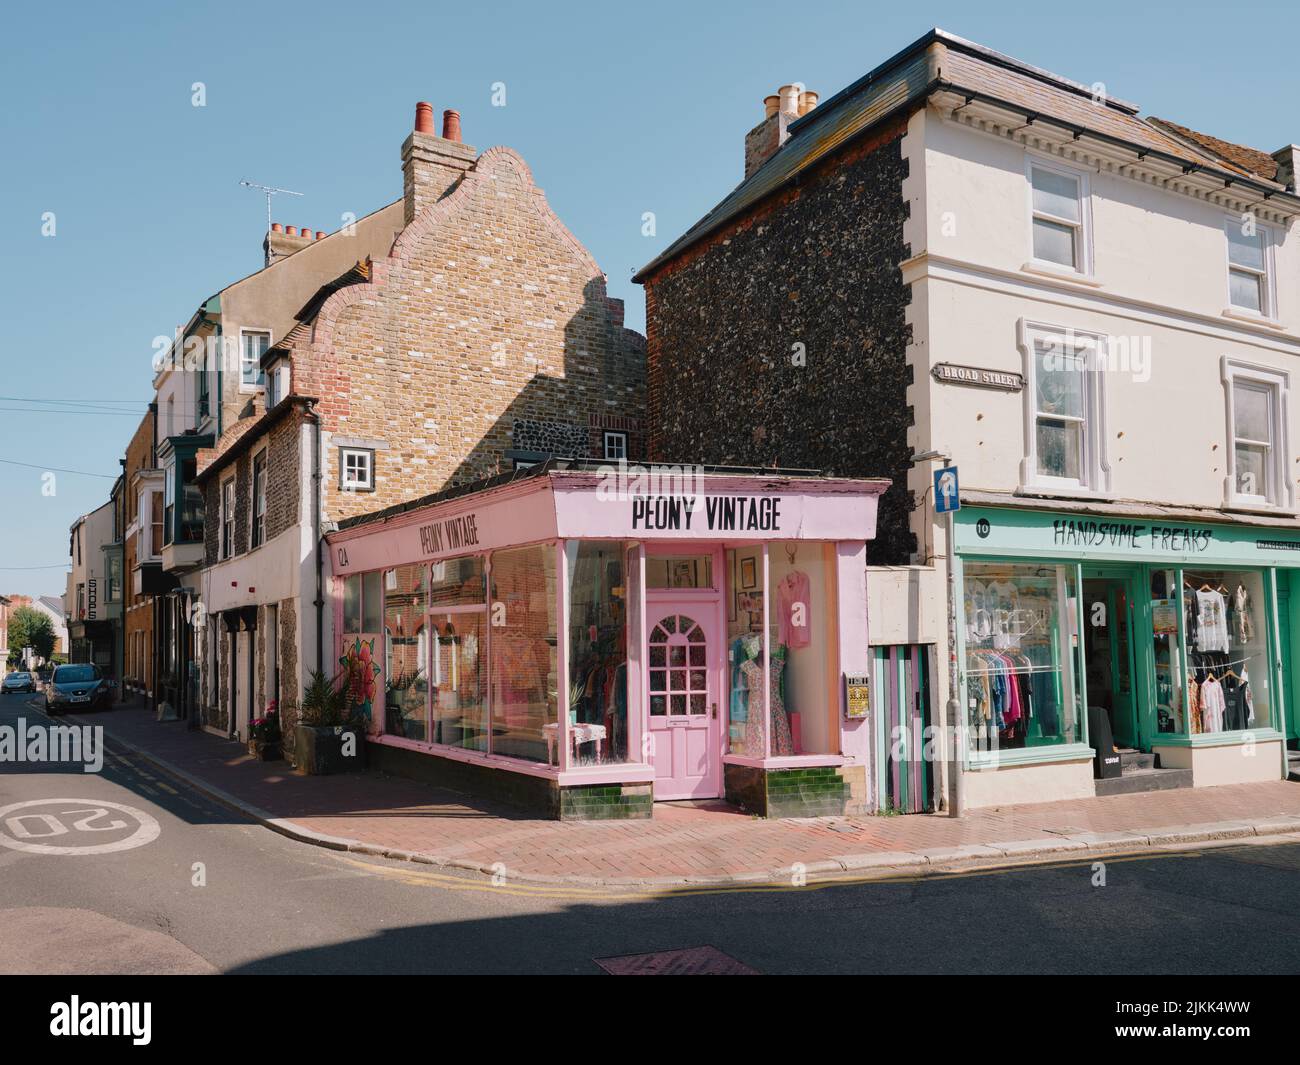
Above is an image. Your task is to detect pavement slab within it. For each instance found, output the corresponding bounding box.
[60,700,1300,887]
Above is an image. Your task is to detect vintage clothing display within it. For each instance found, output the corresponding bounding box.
[729,633,794,756]
[1184,578,1259,734]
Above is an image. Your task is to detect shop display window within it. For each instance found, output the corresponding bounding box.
[725,547,767,755]
[1148,569,1185,735]
[489,545,557,762]
[341,570,385,726]
[429,555,485,606]
[766,542,836,755]
[430,610,488,751]
[565,541,631,764]
[963,562,1081,753]
[1179,568,1270,735]
[384,564,428,741]
[647,553,713,589]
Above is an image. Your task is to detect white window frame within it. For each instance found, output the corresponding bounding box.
[603,430,628,461]
[1017,319,1111,495]
[239,328,271,392]
[1025,156,1093,278]
[251,449,268,549]
[339,447,374,492]
[1222,357,1293,511]
[220,476,236,560]
[1222,215,1277,321]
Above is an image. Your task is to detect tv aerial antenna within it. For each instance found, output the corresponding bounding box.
[239,179,304,232]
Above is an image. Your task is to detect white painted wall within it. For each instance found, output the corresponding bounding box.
[909,109,1300,514]
[895,105,1300,809]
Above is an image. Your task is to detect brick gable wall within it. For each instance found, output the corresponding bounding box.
[292,146,646,525]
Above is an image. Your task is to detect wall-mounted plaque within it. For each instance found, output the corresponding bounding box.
[932,362,1024,392]
[844,673,870,719]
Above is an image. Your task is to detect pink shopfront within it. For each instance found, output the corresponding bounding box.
[326,465,888,819]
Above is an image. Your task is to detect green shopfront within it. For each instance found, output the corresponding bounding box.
[953,505,1300,806]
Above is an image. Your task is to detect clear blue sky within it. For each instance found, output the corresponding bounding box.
[1,0,1296,598]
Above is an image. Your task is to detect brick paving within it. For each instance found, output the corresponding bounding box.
[72,701,1300,883]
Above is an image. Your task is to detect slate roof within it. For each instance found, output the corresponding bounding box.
[635,28,1296,281]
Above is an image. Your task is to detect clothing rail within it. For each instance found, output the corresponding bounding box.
[1187,654,1258,673]
[964,664,1062,676]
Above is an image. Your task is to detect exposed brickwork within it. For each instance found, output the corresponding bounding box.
[210,623,229,732]
[185,128,644,747]
[122,409,156,693]
[641,118,916,564]
[200,405,303,566]
[265,416,302,540]
[291,144,646,525]
[279,598,299,756]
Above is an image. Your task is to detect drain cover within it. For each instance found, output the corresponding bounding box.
[595,946,759,975]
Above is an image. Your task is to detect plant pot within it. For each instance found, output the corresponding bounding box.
[248,739,282,761]
[295,724,368,775]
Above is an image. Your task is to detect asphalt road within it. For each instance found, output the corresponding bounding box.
[2,689,1300,975]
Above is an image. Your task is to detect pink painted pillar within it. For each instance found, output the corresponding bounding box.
[556,540,571,772]
[836,540,870,762]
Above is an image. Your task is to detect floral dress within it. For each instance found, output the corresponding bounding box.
[740,653,794,756]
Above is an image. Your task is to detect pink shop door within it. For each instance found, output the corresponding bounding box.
[646,603,720,800]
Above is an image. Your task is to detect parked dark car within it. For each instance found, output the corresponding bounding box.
[2,671,35,693]
[44,663,114,715]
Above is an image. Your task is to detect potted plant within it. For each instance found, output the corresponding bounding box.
[248,702,283,761]
[294,668,369,775]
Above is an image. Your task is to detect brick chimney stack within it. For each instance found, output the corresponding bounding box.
[401,101,475,225]
[1271,143,1300,191]
[744,84,817,179]
[263,223,319,267]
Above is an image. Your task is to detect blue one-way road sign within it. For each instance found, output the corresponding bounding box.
[934,466,960,514]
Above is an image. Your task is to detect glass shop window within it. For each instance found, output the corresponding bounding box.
[1180,568,1270,735]
[565,542,631,765]
[767,542,835,755]
[430,611,488,752]
[1148,569,1185,736]
[384,564,428,741]
[428,555,486,607]
[963,562,1081,754]
[646,554,713,589]
[489,545,557,763]
[339,571,386,726]
[725,546,767,756]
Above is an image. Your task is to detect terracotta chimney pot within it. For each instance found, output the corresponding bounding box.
[415,101,435,134]
[763,94,780,119]
[315,229,326,240]
[271,222,283,233]
[778,84,800,114]
[798,90,819,116]
[300,228,313,240]
[285,225,297,236]
[442,109,461,143]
